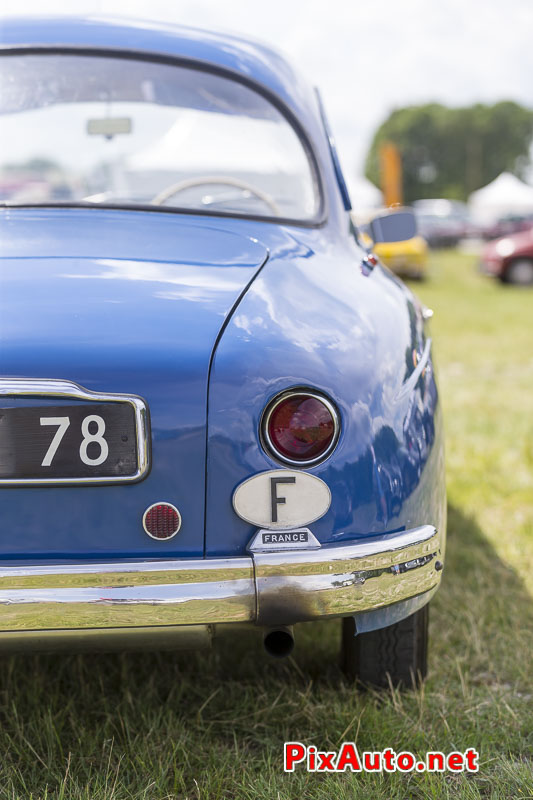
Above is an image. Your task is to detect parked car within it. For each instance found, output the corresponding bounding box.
[354,210,429,280]
[413,199,473,247]
[481,213,533,241]
[373,234,429,280]
[480,230,533,284]
[0,17,446,688]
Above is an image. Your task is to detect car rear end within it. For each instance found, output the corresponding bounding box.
[0,20,446,686]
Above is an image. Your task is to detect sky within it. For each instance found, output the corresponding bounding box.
[2,0,533,188]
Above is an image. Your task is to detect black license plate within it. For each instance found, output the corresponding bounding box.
[0,403,138,480]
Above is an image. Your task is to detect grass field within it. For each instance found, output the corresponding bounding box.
[0,251,532,799]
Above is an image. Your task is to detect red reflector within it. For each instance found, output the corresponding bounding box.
[264,393,338,464]
[143,502,181,540]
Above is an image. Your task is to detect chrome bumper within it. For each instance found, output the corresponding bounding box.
[0,525,442,640]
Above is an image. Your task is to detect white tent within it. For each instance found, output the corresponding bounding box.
[468,172,533,223]
[126,114,304,174]
[122,112,315,215]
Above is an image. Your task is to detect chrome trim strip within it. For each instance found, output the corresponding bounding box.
[0,526,441,637]
[0,557,253,587]
[253,525,442,625]
[0,377,150,485]
[0,558,255,629]
[352,586,438,634]
[260,388,341,467]
[395,338,432,402]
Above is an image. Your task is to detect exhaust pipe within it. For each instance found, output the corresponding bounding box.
[263,626,295,658]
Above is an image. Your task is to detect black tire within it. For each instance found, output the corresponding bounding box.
[340,604,429,689]
[409,270,425,282]
[503,258,533,285]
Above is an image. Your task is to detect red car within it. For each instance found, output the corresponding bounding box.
[480,229,533,285]
[481,213,533,241]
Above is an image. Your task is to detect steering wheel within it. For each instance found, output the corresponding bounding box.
[151,176,280,216]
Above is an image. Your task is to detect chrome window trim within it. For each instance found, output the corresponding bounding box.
[261,388,341,467]
[0,377,150,485]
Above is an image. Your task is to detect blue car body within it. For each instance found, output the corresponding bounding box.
[0,17,445,657]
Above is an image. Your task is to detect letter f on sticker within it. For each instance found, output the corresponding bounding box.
[270,477,295,523]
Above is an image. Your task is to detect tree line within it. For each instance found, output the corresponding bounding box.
[365,101,533,202]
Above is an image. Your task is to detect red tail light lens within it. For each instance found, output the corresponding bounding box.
[143,502,181,540]
[262,391,339,465]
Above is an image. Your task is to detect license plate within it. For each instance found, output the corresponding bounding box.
[0,402,139,481]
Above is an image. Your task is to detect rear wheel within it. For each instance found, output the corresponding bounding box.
[340,604,429,689]
[409,269,425,281]
[503,258,533,285]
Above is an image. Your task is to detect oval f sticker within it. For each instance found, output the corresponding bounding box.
[232,469,331,530]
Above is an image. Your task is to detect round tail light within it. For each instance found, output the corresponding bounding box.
[262,391,340,466]
[143,502,181,540]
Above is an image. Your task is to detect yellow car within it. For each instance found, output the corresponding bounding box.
[374,235,428,280]
[353,211,429,280]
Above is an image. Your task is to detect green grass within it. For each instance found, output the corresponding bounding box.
[0,251,532,798]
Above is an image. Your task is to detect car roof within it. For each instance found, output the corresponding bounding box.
[0,16,319,130]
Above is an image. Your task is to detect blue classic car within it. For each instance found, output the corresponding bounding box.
[0,16,446,688]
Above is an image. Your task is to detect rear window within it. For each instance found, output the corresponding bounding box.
[0,53,319,221]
